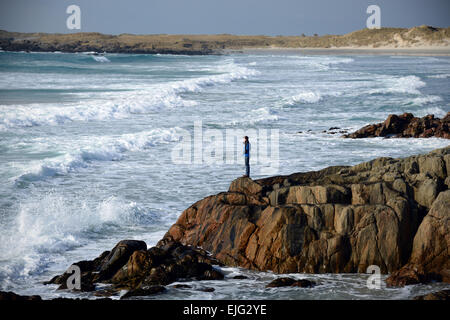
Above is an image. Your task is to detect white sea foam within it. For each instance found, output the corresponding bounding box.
[369,75,426,95]
[286,91,322,105]
[229,107,279,125]
[408,95,442,106]
[427,73,450,79]
[0,60,257,130]
[414,106,448,118]
[0,192,156,286]
[91,55,110,63]
[14,128,184,182]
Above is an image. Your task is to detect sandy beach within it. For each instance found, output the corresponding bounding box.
[226,46,450,56]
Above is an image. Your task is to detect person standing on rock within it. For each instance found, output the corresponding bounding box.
[243,136,250,177]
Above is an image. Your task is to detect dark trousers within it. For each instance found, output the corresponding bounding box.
[245,156,250,176]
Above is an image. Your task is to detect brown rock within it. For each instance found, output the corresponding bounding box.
[96,240,147,281]
[413,289,450,300]
[386,190,450,286]
[344,112,450,139]
[161,146,449,282]
[46,239,224,297]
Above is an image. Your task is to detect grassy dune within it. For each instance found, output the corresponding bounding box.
[1,25,449,55]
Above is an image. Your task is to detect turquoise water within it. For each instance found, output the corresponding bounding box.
[0,51,449,299]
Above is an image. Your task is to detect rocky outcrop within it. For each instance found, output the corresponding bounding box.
[343,112,450,139]
[162,146,450,284]
[45,239,224,298]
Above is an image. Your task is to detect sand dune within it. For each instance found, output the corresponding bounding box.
[1,25,449,55]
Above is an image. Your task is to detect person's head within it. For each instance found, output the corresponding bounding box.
[244,136,249,142]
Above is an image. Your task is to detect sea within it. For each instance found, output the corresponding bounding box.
[0,50,449,300]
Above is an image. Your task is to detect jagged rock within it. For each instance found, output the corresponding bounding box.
[0,291,42,301]
[44,240,146,291]
[343,112,450,139]
[46,240,224,297]
[413,289,450,300]
[96,240,147,281]
[161,146,449,282]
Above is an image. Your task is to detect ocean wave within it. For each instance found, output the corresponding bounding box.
[413,106,448,118]
[427,73,450,79]
[229,107,279,125]
[14,128,183,182]
[91,55,110,63]
[407,95,443,106]
[0,192,156,285]
[286,91,322,105]
[0,60,257,131]
[369,75,426,95]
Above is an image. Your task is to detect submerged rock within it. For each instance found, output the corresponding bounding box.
[120,285,166,299]
[161,146,449,286]
[266,277,315,288]
[413,289,450,300]
[343,112,450,139]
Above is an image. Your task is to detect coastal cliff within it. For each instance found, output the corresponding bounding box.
[162,146,450,285]
[1,25,449,55]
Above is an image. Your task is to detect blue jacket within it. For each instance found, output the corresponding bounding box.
[244,142,250,157]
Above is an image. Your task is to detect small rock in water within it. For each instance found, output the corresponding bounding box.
[172,284,192,289]
[120,285,166,299]
[266,277,316,288]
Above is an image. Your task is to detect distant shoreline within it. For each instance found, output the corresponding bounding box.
[1,25,449,56]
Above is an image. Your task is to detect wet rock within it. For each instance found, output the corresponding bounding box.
[0,291,42,301]
[413,289,450,300]
[96,240,147,281]
[120,285,166,299]
[232,275,248,280]
[266,277,315,288]
[46,239,224,297]
[172,284,192,289]
[44,240,146,291]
